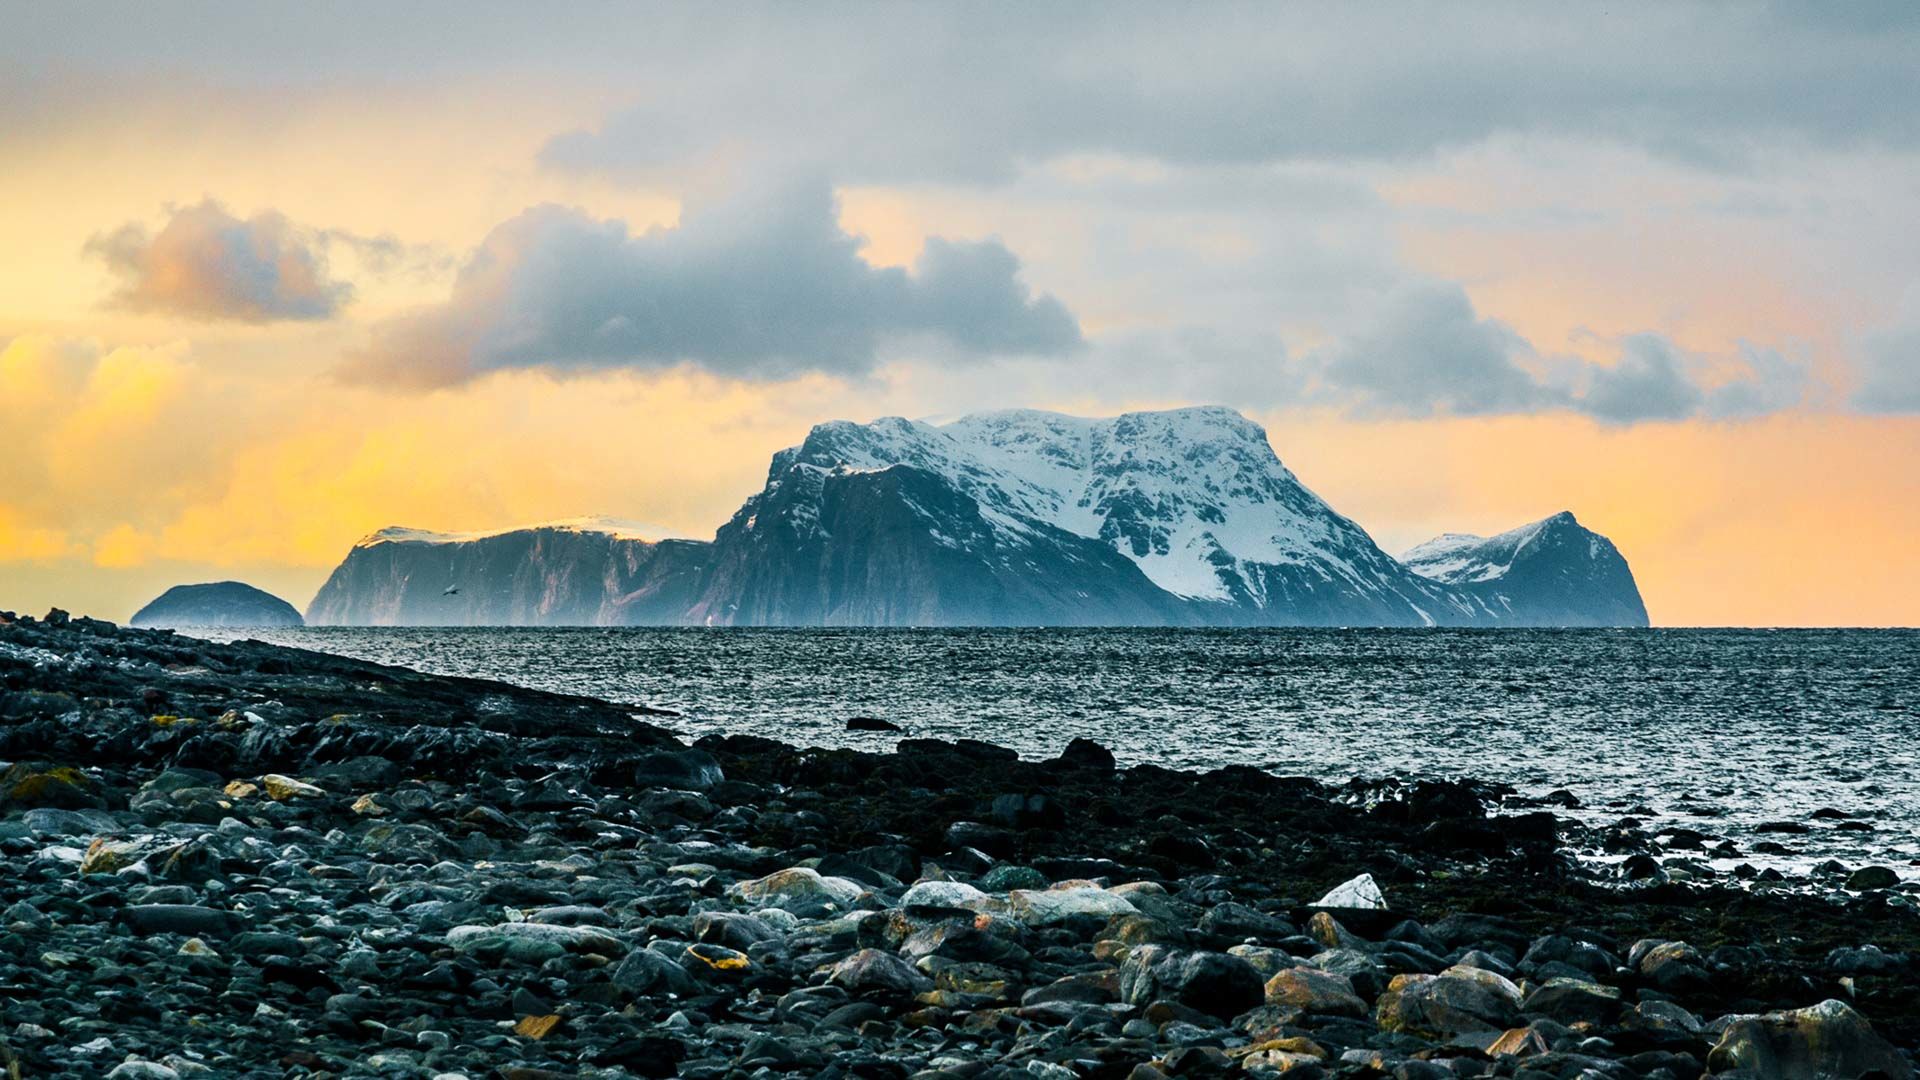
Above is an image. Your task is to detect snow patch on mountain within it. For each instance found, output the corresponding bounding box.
[357,515,691,548]
[782,406,1404,604]
[1401,511,1578,584]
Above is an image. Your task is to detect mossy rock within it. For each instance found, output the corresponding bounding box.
[3,764,102,809]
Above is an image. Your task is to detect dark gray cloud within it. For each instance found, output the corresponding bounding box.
[86,200,351,322]
[1852,295,1920,413]
[343,181,1080,387]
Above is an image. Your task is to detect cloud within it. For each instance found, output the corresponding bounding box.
[532,5,1920,184]
[1852,291,1920,413]
[1577,335,1705,424]
[1295,282,1813,424]
[86,200,352,321]
[1315,283,1559,417]
[344,180,1081,387]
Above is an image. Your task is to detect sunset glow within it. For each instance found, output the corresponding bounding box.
[3,6,1916,625]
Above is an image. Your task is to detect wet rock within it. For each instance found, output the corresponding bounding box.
[2,763,100,808]
[1124,949,1264,1018]
[1264,966,1369,1018]
[1520,977,1622,1027]
[1707,999,1911,1079]
[1826,944,1904,975]
[1519,933,1619,979]
[21,806,115,838]
[1315,873,1387,910]
[980,864,1048,891]
[692,911,776,951]
[1847,865,1901,891]
[1199,901,1295,945]
[610,948,693,996]
[1487,1024,1555,1058]
[628,748,724,791]
[1376,972,1521,1038]
[105,1061,180,1080]
[828,948,934,996]
[1055,737,1116,772]
[944,819,1017,856]
[1635,940,1710,994]
[4,611,1919,1080]
[900,880,991,910]
[731,866,864,912]
[1010,885,1138,927]
[683,942,751,977]
[446,921,627,958]
[845,716,903,732]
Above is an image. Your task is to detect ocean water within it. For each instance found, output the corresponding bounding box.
[227,627,1919,879]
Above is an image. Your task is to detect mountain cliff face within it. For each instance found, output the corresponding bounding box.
[306,408,1651,627]
[305,519,708,627]
[1401,511,1650,627]
[130,581,304,628]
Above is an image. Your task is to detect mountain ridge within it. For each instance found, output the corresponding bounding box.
[306,406,1649,627]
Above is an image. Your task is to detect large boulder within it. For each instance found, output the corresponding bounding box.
[1707,999,1911,1079]
[1521,977,1622,1027]
[1264,966,1369,1019]
[827,949,934,997]
[1121,949,1264,1019]
[730,867,865,912]
[1376,972,1522,1039]
[446,922,627,960]
[1008,885,1138,927]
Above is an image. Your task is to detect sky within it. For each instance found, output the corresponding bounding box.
[2,2,1918,626]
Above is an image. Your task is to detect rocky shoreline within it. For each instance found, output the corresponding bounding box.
[1,611,1914,1079]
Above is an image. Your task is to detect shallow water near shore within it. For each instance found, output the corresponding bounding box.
[224,626,1919,879]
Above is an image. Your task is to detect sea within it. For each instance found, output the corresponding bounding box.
[222,626,1919,880]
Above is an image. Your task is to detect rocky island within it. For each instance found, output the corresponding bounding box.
[2,610,1914,1078]
[128,582,305,630]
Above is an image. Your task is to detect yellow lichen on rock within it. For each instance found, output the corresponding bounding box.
[6,766,91,805]
[262,774,324,800]
[80,837,139,875]
[223,780,259,798]
[514,1014,562,1039]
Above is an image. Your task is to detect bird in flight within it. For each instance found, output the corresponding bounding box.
[442,584,460,596]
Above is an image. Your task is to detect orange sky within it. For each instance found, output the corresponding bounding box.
[2,8,1917,626]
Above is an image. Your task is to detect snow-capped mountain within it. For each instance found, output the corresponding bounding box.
[1402,511,1650,626]
[307,407,1649,627]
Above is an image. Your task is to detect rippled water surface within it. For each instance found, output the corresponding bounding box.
[229,627,1919,875]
